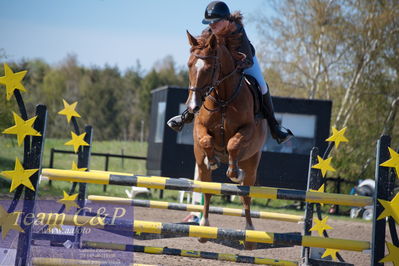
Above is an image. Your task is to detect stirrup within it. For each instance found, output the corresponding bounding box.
[271,126,294,144]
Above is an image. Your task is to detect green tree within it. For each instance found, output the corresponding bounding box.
[254,0,399,182]
[79,66,125,140]
[123,62,144,140]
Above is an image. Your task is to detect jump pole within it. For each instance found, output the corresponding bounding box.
[41,169,372,207]
[82,240,298,266]
[87,195,303,223]
[31,257,153,266]
[38,214,370,252]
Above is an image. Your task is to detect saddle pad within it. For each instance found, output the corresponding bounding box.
[244,74,263,118]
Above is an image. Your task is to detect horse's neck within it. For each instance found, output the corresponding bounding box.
[215,46,241,100]
[215,71,241,100]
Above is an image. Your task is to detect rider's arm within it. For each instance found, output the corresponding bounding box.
[234,24,255,70]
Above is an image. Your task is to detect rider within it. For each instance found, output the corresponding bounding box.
[167,1,293,144]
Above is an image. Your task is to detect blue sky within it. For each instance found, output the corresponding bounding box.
[1,0,270,72]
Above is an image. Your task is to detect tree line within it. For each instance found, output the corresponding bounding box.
[0,54,188,141]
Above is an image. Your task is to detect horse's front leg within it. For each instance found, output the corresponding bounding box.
[226,125,254,183]
[196,125,220,171]
[194,125,214,243]
[194,158,212,243]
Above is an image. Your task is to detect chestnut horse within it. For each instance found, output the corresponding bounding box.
[185,31,267,249]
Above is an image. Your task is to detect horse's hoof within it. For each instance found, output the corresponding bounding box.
[204,156,220,170]
[210,162,219,170]
[243,241,256,250]
[227,168,245,183]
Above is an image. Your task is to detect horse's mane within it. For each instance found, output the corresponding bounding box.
[192,11,245,62]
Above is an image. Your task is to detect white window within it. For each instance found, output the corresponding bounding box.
[177,104,194,145]
[154,102,166,143]
[263,113,316,155]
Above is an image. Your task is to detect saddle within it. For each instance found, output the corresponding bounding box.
[244,74,264,119]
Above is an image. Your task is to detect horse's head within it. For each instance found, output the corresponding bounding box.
[186,31,220,114]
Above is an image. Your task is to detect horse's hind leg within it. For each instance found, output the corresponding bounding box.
[226,126,254,183]
[239,152,261,250]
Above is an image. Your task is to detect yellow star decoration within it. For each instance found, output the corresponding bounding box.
[0,157,38,192]
[64,132,89,153]
[312,156,336,177]
[310,216,333,236]
[58,99,81,123]
[321,248,340,261]
[71,161,87,171]
[2,112,41,146]
[310,184,325,206]
[0,63,27,100]
[380,147,399,178]
[377,193,399,224]
[57,191,79,212]
[309,184,325,193]
[325,127,349,149]
[0,206,24,239]
[380,242,399,265]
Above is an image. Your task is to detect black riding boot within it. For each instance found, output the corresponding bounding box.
[167,109,195,132]
[262,91,294,144]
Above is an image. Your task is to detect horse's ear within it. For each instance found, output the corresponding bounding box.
[208,34,217,49]
[186,30,198,47]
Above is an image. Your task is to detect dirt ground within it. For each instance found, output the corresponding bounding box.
[2,201,396,266]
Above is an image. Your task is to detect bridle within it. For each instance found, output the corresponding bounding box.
[189,52,241,104]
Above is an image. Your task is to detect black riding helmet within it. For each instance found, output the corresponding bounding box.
[202,1,230,25]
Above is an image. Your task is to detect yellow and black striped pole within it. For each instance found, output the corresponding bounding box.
[88,195,303,223]
[39,213,370,252]
[42,169,372,207]
[82,240,298,265]
[31,257,154,266]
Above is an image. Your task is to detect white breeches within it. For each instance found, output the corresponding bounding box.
[243,56,269,94]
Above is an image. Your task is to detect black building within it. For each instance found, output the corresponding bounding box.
[147,86,332,190]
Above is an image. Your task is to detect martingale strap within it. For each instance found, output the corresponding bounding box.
[204,73,244,149]
[204,74,244,112]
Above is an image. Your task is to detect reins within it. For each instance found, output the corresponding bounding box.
[190,52,242,112]
[190,50,244,149]
[204,74,243,112]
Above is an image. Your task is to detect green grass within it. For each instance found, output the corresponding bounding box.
[0,135,367,221]
[0,135,147,197]
[0,136,147,172]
